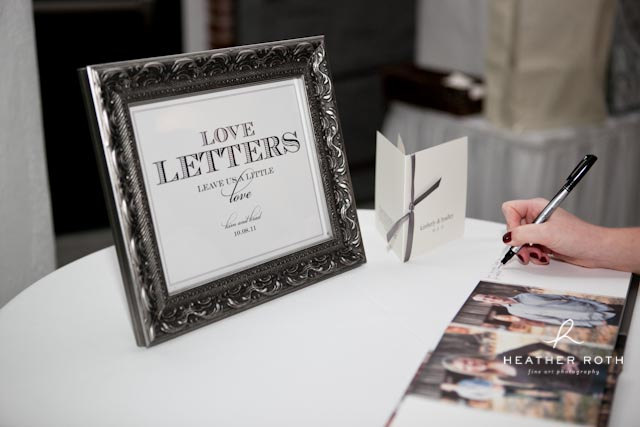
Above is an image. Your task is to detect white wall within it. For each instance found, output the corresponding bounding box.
[0,0,55,307]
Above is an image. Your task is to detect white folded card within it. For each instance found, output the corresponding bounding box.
[375,132,468,261]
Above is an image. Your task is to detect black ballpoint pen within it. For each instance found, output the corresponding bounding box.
[500,154,598,265]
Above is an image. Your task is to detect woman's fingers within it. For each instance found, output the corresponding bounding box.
[536,244,553,255]
[502,200,531,230]
[515,245,549,265]
[503,223,552,248]
[501,199,548,230]
[527,245,549,265]
[515,248,528,264]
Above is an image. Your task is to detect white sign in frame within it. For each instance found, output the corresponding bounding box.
[80,36,365,346]
[129,78,332,294]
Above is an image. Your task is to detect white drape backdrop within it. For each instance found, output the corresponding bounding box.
[383,102,640,228]
[415,0,487,76]
[0,0,55,307]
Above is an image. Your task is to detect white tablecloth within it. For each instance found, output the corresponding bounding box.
[0,211,637,427]
[383,102,640,228]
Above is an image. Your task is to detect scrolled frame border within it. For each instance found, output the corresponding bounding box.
[80,36,366,347]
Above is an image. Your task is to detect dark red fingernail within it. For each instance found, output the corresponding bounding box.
[503,232,512,243]
[530,253,539,260]
[541,256,548,263]
[517,254,525,264]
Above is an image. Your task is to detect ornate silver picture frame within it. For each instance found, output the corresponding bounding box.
[80,36,366,347]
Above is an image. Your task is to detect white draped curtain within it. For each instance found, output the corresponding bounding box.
[383,102,640,228]
[0,0,55,307]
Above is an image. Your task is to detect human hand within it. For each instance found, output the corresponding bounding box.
[500,198,607,268]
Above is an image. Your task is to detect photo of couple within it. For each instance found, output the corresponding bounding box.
[400,281,627,426]
[453,281,624,347]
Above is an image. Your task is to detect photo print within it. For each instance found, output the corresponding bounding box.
[453,281,625,347]
[406,325,617,425]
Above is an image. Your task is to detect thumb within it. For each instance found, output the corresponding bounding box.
[508,223,551,247]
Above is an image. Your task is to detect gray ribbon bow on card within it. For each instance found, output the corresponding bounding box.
[386,154,442,262]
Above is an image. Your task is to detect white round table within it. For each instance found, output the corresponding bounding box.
[1,210,638,426]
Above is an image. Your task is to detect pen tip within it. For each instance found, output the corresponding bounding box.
[500,250,515,265]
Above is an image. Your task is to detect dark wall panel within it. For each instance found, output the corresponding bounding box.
[237,0,416,203]
[34,0,182,234]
